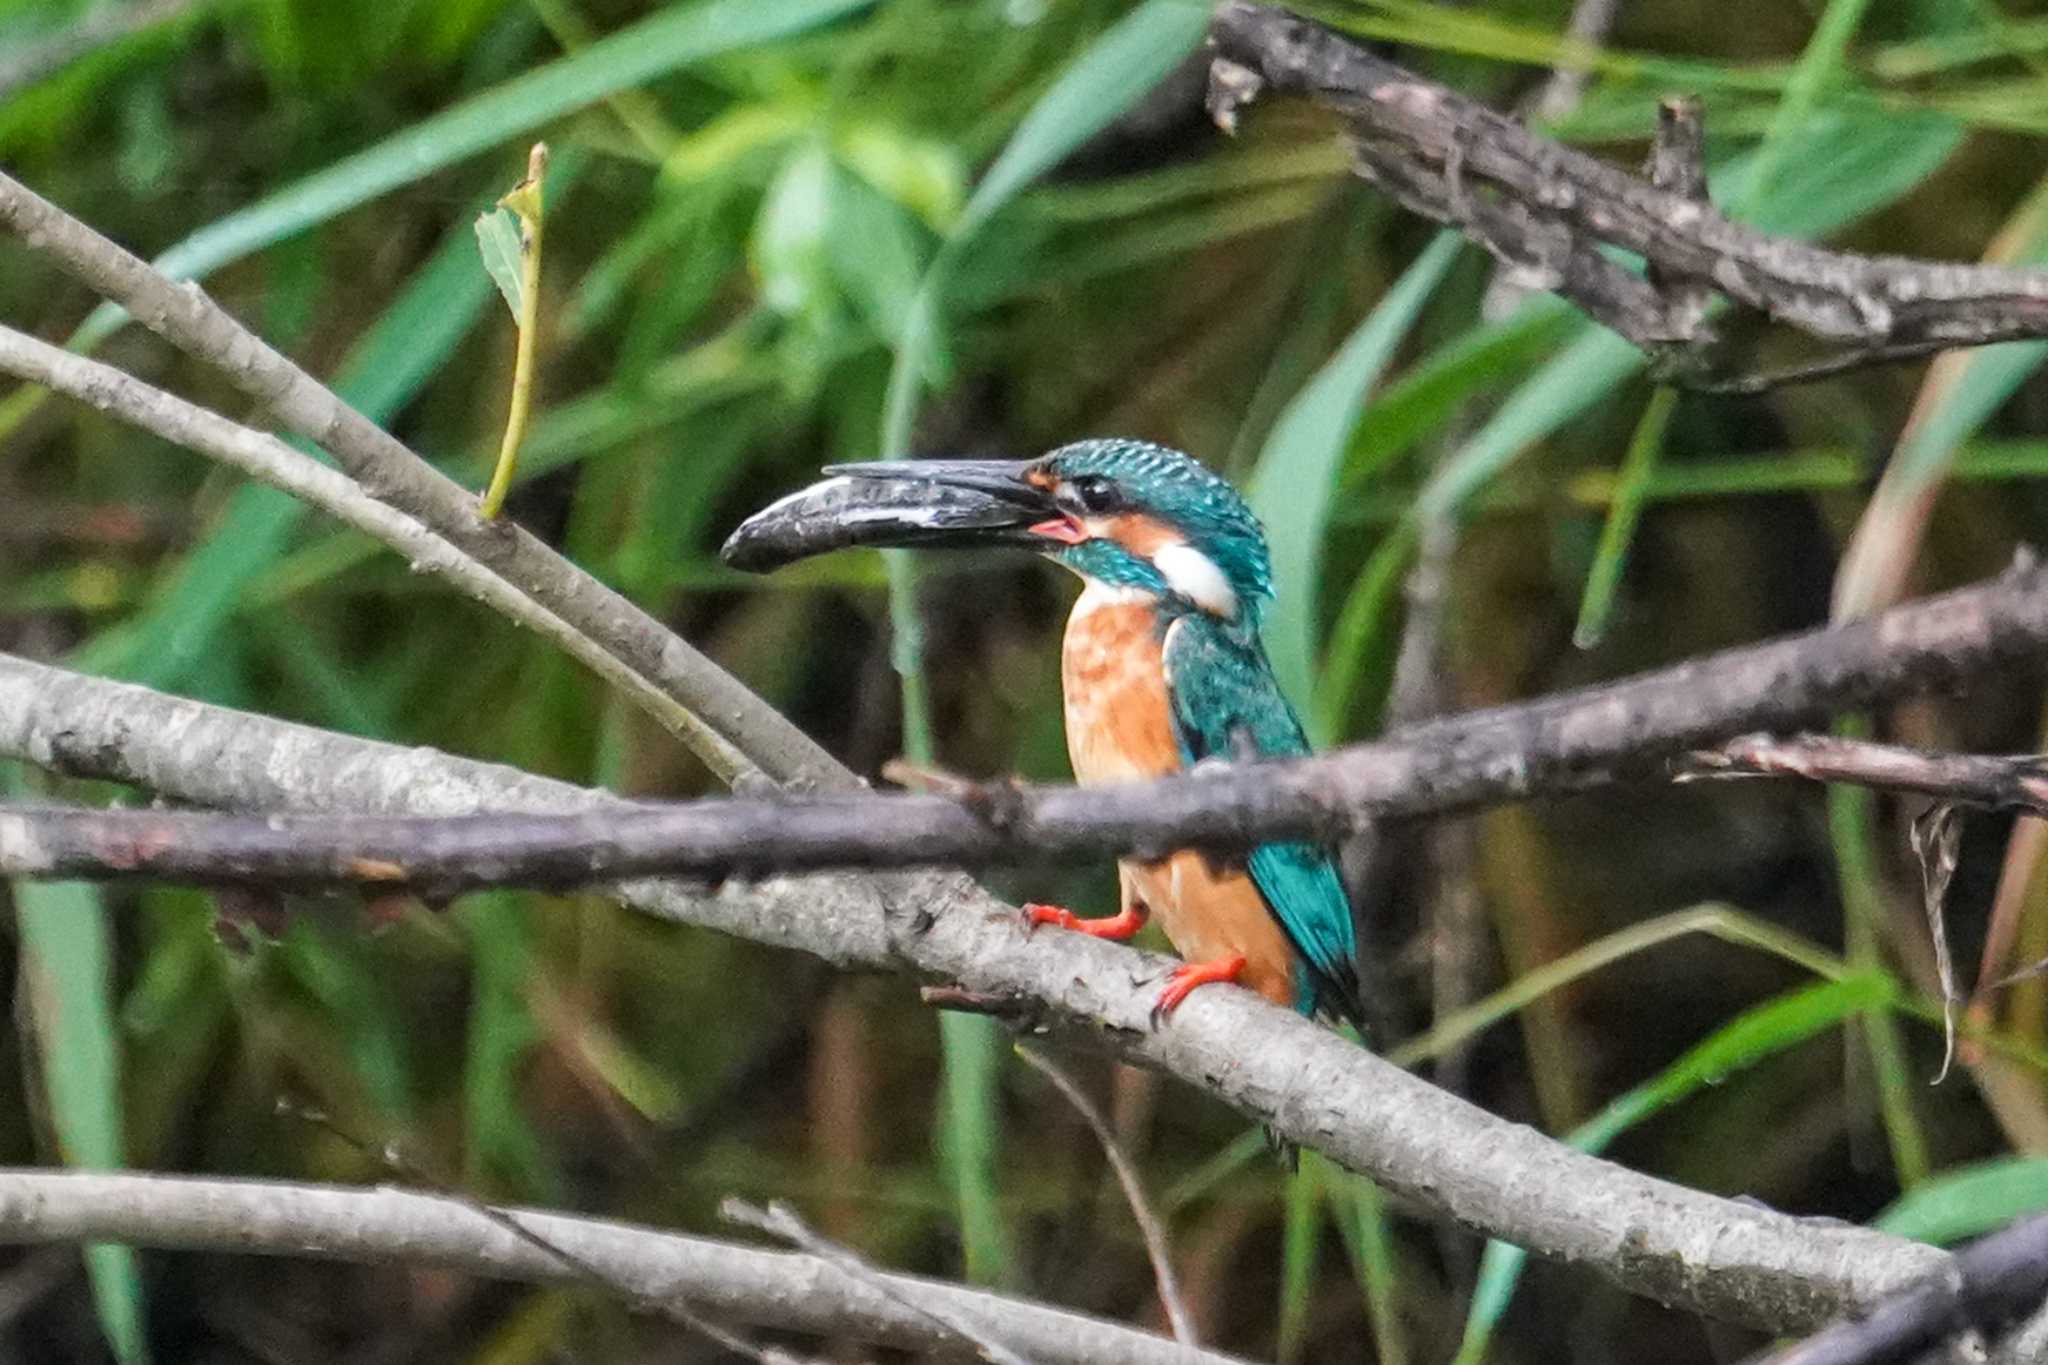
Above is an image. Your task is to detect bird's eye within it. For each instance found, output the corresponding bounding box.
[1064,475,1117,515]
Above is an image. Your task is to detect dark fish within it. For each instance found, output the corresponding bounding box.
[720,462,1055,572]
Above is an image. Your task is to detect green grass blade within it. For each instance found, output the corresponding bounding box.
[1248,230,1460,728]
[1571,386,1677,649]
[14,874,149,1364]
[953,0,1211,239]
[1330,1167,1408,1365]
[1878,1156,2048,1243]
[1736,0,1878,215]
[1277,1157,1324,1363]
[56,0,871,356]
[1452,975,1892,1363]
[1827,721,1932,1190]
[936,1012,1012,1285]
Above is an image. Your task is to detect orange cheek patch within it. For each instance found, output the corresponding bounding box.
[1088,512,1182,558]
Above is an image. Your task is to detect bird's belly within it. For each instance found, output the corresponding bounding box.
[1060,589,1299,1008]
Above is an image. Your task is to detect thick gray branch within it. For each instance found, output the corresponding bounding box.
[8,556,2048,887]
[0,1169,1236,1365]
[1208,3,2048,385]
[0,652,1951,1331]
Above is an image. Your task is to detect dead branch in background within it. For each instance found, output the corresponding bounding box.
[1207,3,2048,389]
[0,651,1955,1333]
[1680,734,2048,815]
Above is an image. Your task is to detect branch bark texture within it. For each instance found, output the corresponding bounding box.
[1208,3,2048,383]
[0,1169,1236,1365]
[0,652,1952,1332]
[8,558,2046,887]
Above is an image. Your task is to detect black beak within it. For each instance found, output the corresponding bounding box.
[720,459,1060,573]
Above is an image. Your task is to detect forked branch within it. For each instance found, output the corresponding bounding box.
[1208,3,2048,388]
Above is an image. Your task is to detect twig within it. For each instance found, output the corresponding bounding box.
[720,1198,1033,1365]
[0,1169,1231,1365]
[1678,733,2048,816]
[1760,1213,2048,1365]
[1207,4,2048,388]
[1014,1046,1198,1348]
[0,322,730,766]
[14,554,2048,888]
[275,1099,802,1364]
[0,652,1957,1332]
[0,168,842,790]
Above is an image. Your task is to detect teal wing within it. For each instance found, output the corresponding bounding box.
[1161,614,1362,1026]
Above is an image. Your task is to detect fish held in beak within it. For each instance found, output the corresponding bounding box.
[719,460,1063,572]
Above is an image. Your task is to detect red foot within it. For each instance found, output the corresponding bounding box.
[1021,901,1148,940]
[1149,953,1248,1027]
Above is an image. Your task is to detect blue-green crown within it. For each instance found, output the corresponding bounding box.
[1037,439,1274,621]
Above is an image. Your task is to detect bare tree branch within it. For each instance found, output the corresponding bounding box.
[1680,734,2048,816]
[0,652,1956,1331]
[10,553,2048,887]
[0,1168,1233,1365]
[1761,1213,2048,1365]
[1206,3,2048,388]
[0,169,842,790]
[720,1198,1035,1365]
[0,323,730,766]
[1014,1046,1197,1348]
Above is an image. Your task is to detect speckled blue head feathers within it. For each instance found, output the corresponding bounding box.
[1030,439,1274,624]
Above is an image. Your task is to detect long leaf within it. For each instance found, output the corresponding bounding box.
[15,876,148,1364]
[59,0,871,357]
[1452,975,1893,1364]
[1249,230,1460,726]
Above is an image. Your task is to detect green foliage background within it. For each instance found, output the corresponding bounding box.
[8,0,2048,1359]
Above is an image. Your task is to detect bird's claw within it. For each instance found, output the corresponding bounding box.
[1021,901,1148,941]
[1148,953,1248,1028]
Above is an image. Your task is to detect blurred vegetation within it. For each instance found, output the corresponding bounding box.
[9,0,2048,1360]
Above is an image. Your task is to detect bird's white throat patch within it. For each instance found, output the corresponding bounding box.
[1152,541,1240,619]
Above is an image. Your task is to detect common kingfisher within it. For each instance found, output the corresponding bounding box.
[723,439,1363,1030]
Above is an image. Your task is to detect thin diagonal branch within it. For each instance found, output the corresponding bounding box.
[9,555,2048,887]
[720,1198,1033,1365]
[1015,1045,1197,1348]
[0,168,843,790]
[1207,3,2048,388]
[1679,734,2048,815]
[0,323,729,767]
[0,652,1955,1332]
[0,1169,1234,1365]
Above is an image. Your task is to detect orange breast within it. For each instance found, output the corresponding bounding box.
[1060,586,1300,1008]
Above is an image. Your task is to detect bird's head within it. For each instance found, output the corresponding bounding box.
[721,439,1273,625]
